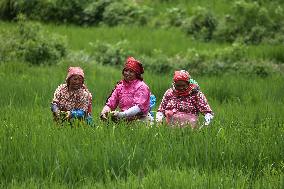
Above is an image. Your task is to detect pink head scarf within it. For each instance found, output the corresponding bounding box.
[66,67,85,82]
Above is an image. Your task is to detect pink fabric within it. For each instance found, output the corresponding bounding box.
[66,67,84,82]
[106,79,150,115]
[52,84,92,114]
[101,105,111,115]
[165,110,198,127]
[158,88,212,124]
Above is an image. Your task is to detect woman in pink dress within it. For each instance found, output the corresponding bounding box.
[156,70,213,128]
[100,57,151,122]
[51,67,92,123]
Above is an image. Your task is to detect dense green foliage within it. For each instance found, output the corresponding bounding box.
[1,21,283,76]
[1,0,284,44]
[0,62,283,188]
[0,16,67,64]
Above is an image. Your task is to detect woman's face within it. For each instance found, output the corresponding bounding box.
[123,68,136,82]
[174,80,189,91]
[69,75,83,90]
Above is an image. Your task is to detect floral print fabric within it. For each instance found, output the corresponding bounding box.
[158,88,212,116]
[52,84,92,114]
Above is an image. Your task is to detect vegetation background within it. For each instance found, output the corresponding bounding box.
[0,0,283,188]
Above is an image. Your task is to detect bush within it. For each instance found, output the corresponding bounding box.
[0,15,67,65]
[165,7,186,27]
[90,40,133,67]
[82,0,113,25]
[0,0,151,26]
[141,50,173,73]
[182,7,218,41]
[0,0,18,20]
[0,0,40,20]
[102,1,151,26]
[215,0,284,44]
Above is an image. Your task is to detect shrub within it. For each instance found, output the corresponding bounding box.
[82,0,113,25]
[0,0,151,26]
[0,15,67,65]
[0,0,40,20]
[102,1,151,26]
[90,40,133,67]
[0,0,18,20]
[37,0,93,24]
[0,0,94,24]
[215,0,284,44]
[165,7,186,27]
[182,7,218,41]
[141,50,173,73]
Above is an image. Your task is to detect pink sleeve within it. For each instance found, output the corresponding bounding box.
[158,89,171,114]
[195,91,213,115]
[133,85,150,114]
[106,86,120,111]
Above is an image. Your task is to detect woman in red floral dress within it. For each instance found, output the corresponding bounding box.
[156,70,213,128]
[51,67,92,123]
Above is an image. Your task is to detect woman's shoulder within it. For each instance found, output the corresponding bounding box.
[164,88,174,96]
[135,80,150,90]
[55,83,67,91]
[82,85,92,96]
[115,81,124,90]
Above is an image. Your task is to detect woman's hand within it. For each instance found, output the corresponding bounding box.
[204,113,214,126]
[155,112,164,123]
[53,110,60,121]
[100,106,111,121]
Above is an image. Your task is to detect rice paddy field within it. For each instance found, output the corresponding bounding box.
[0,59,283,188]
[0,0,284,188]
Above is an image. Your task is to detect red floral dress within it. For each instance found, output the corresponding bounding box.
[158,88,212,116]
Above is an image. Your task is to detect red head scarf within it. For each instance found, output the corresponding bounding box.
[66,67,85,82]
[123,57,144,75]
[173,70,190,82]
[173,70,198,96]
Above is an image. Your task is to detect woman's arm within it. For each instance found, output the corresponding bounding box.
[105,85,120,111]
[195,91,214,125]
[116,105,141,118]
[156,89,171,122]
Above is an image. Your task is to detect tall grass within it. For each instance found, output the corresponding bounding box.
[0,62,283,187]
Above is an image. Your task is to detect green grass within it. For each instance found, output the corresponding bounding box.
[142,0,233,16]
[47,24,228,56]
[0,62,283,188]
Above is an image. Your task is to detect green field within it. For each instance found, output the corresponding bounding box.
[0,0,284,188]
[0,61,283,188]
